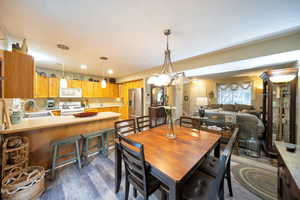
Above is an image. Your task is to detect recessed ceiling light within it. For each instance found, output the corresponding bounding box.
[80,64,87,69]
[107,69,113,75]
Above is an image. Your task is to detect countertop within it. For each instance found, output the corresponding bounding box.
[275,141,300,190]
[0,112,120,135]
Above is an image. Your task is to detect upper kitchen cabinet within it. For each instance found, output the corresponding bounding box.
[68,79,82,88]
[35,74,49,98]
[3,50,36,98]
[82,80,93,97]
[48,77,60,97]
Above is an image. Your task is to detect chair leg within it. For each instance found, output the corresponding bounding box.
[75,140,82,169]
[125,177,130,200]
[133,187,137,198]
[226,166,233,197]
[51,145,58,180]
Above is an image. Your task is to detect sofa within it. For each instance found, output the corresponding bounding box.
[207,104,260,118]
[192,109,265,149]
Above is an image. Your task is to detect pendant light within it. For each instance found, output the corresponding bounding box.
[147,29,184,86]
[57,44,69,88]
[100,57,108,88]
[60,63,68,88]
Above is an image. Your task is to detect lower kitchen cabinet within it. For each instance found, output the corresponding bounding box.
[85,107,119,113]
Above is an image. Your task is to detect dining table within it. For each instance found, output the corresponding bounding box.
[114,125,221,200]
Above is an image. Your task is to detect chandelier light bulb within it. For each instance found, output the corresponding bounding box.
[147,76,158,85]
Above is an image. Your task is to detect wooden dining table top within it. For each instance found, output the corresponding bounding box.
[125,125,221,182]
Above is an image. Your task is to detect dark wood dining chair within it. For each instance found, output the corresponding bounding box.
[198,127,239,197]
[118,134,167,200]
[182,127,239,200]
[114,119,137,136]
[182,153,227,200]
[136,116,152,132]
[180,116,195,128]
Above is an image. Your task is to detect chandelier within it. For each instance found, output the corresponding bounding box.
[147,29,184,86]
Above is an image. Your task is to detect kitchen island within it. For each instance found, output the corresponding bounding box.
[0,112,120,169]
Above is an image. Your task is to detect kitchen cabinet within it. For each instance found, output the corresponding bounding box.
[85,107,119,113]
[68,80,82,88]
[48,77,59,97]
[82,81,93,97]
[118,79,143,119]
[3,50,35,98]
[34,75,119,98]
[35,74,49,98]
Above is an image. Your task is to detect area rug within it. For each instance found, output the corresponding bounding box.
[232,163,277,200]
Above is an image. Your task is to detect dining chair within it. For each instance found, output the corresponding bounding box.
[136,116,152,132]
[198,127,239,197]
[114,119,137,136]
[182,153,227,200]
[118,134,167,200]
[179,116,195,128]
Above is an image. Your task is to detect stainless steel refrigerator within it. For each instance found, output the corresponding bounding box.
[128,88,144,118]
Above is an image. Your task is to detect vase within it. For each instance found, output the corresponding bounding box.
[166,109,176,139]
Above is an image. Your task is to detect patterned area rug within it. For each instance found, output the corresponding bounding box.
[232,164,277,200]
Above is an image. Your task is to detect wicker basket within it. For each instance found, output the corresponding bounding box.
[1,166,45,200]
[2,137,29,177]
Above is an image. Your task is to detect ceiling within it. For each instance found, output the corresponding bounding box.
[1,0,300,77]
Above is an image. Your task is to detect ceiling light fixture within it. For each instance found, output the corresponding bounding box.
[269,74,296,83]
[80,64,87,69]
[100,57,108,88]
[147,29,184,86]
[57,44,70,88]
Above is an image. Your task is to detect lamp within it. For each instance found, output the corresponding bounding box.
[147,29,184,87]
[100,57,108,88]
[57,44,69,88]
[196,97,208,118]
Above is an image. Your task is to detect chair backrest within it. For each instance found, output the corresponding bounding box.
[209,127,239,200]
[115,119,136,136]
[118,134,149,196]
[208,154,227,200]
[136,116,152,132]
[222,127,239,167]
[180,116,194,128]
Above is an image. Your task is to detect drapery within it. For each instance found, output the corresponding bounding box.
[217,82,252,105]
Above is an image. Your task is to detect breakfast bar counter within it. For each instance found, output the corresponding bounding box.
[0,112,120,135]
[0,112,120,169]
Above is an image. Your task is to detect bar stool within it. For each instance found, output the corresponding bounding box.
[81,128,114,165]
[50,135,82,179]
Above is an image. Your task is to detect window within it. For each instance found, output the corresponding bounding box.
[217,82,252,105]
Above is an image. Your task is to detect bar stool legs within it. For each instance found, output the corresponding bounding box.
[50,135,82,179]
[51,145,58,179]
[75,140,82,170]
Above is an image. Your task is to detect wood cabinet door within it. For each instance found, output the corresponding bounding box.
[49,77,59,97]
[36,74,49,98]
[82,81,93,97]
[92,83,102,97]
[111,84,119,98]
[68,80,82,88]
[4,51,35,98]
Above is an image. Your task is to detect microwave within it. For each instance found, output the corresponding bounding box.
[59,88,82,98]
